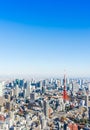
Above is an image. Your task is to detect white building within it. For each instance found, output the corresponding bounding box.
[85,93,90,119]
[56,79,61,88]
[88,83,90,92]
[15,85,20,98]
[0,82,4,97]
[24,83,31,98]
[72,83,79,93]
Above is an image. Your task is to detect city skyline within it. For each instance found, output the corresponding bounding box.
[0,0,90,77]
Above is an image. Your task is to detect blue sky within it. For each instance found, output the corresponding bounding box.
[0,0,90,77]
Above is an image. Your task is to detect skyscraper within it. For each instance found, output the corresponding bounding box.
[86,93,90,118]
[0,82,4,97]
[24,82,31,98]
[43,100,49,117]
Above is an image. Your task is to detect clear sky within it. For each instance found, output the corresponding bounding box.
[0,0,90,78]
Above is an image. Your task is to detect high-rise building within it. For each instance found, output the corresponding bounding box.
[25,82,31,97]
[43,100,49,117]
[56,79,61,88]
[72,83,79,93]
[15,85,20,98]
[39,81,43,89]
[88,83,90,92]
[78,79,82,86]
[85,94,90,118]
[20,79,24,88]
[0,82,4,97]
[42,86,46,94]
[30,93,36,103]
[69,83,73,91]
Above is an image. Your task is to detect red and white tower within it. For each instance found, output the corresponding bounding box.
[63,74,68,103]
